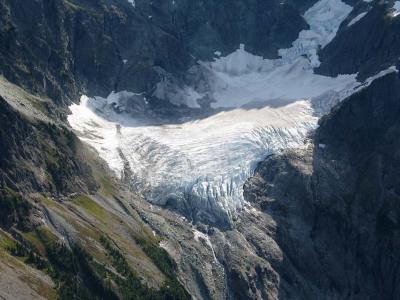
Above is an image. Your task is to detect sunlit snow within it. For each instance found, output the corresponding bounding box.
[68,0,392,224]
[348,12,367,27]
[154,0,355,109]
[392,1,400,17]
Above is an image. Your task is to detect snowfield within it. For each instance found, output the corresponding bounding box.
[69,96,317,223]
[68,0,396,224]
[155,0,355,109]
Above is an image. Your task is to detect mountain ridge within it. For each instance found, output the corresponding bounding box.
[0,0,400,299]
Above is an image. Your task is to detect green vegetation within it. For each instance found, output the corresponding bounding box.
[0,187,32,229]
[0,230,16,250]
[72,194,106,219]
[4,227,118,299]
[0,230,57,299]
[48,244,119,300]
[62,126,78,153]
[135,236,190,300]
[0,186,115,299]
[46,155,73,192]
[2,228,48,271]
[2,215,188,299]
[0,188,189,299]
[100,236,190,300]
[134,237,176,278]
[83,148,117,197]
[100,236,155,299]
[22,226,58,256]
[38,122,97,193]
[7,241,48,270]
[0,198,46,269]
[98,175,117,196]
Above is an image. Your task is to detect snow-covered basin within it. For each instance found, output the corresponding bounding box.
[69,96,317,220]
[68,0,388,223]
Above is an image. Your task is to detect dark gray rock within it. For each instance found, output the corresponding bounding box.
[3,1,400,299]
[243,72,400,299]
[0,95,96,194]
[0,0,190,105]
[317,1,400,80]
[0,0,314,106]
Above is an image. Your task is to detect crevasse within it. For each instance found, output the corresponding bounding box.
[69,0,366,225]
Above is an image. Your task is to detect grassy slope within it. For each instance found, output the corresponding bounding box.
[0,77,190,299]
[0,229,56,300]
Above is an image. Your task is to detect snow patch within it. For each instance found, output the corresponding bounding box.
[127,0,135,8]
[203,47,357,108]
[68,0,397,224]
[348,12,367,26]
[155,0,354,109]
[392,1,400,17]
[278,0,353,66]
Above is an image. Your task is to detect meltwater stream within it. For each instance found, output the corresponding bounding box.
[68,0,385,224]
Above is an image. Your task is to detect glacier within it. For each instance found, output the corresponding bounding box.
[68,0,394,225]
[69,96,318,224]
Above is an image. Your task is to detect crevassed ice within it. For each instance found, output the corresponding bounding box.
[69,0,364,224]
[69,97,317,224]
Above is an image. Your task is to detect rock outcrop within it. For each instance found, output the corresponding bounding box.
[317,0,400,80]
[0,0,314,105]
[1,0,400,299]
[242,72,400,299]
[0,77,190,299]
[0,93,96,195]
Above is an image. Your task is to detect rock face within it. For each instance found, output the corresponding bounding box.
[243,72,400,299]
[0,94,96,194]
[0,0,313,105]
[67,0,358,229]
[137,0,312,59]
[317,0,400,80]
[1,0,400,299]
[0,77,190,299]
[0,0,188,104]
[129,73,400,299]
